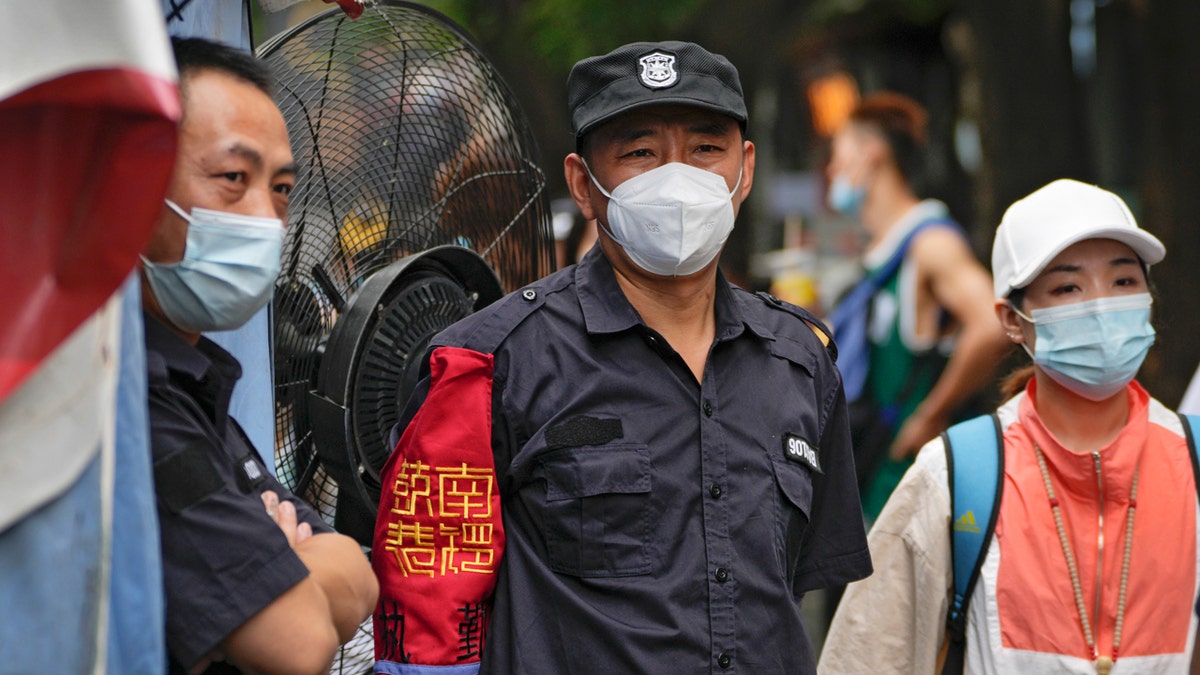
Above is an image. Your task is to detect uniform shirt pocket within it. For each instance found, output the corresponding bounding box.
[769,451,815,584]
[540,443,653,578]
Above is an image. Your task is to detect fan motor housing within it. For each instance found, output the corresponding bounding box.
[308,245,501,543]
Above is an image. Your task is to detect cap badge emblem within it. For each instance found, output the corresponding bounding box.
[638,52,678,89]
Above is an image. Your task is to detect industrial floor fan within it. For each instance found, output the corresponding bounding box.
[258,2,553,669]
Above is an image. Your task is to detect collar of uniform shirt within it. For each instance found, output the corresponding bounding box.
[144,312,241,432]
[573,245,770,344]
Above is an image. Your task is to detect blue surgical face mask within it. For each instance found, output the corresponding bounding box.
[828,173,867,218]
[1014,293,1155,401]
[142,200,284,333]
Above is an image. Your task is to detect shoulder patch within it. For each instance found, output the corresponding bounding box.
[754,291,837,360]
[154,442,224,513]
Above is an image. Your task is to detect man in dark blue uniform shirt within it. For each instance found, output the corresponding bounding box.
[143,38,378,674]
[372,40,871,674]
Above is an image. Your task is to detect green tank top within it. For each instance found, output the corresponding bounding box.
[860,255,947,520]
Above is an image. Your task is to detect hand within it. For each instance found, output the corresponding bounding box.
[887,409,948,461]
[262,490,312,546]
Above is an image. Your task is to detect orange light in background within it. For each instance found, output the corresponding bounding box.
[806,71,859,137]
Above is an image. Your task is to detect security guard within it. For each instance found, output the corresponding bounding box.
[372,40,871,674]
[143,38,377,674]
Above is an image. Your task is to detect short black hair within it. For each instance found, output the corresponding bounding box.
[171,37,273,97]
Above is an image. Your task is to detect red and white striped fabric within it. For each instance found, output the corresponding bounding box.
[0,0,180,404]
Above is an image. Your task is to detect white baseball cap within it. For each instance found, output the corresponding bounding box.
[991,178,1165,298]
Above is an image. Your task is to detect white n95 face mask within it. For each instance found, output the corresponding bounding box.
[142,199,284,333]
[585,161,741,277]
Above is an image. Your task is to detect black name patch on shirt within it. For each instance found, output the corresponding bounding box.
[237,453,267,492]
[783,433,823,474]
[546,416,624,449]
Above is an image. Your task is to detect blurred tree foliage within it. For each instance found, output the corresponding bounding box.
[408,0,1200,401]
[413,0,818,221]
[421,0,707,66]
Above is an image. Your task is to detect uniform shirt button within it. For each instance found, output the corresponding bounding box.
[703,402,713,417]
[715,567,729,583]
[718,653,732,668]
[709,483,722,499]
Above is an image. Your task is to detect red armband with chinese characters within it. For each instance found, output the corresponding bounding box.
[372,346,505,666]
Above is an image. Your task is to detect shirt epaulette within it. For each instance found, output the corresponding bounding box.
[754,290,838,361]
[443,282,550,356]
[145,349,170,385]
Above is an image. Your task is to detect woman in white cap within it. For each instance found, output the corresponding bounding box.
[820,179,1200,674]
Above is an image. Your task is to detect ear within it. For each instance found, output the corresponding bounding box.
[995,299,1027,346]
[737,140,756,205]
[564,153,601,222]
[856,129,892,175]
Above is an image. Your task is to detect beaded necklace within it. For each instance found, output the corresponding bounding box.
[1033,444,1139,675]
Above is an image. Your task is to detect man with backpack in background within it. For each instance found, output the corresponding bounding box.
[826,92,1009,523]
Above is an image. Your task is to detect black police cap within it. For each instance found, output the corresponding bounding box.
[567,41,747,142]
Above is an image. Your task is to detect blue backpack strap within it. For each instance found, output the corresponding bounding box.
[828,218,960,402]
[942,413,1004,675]
[865,218,958,292]
[1181,414,1200,625]
[1177,414,1200,500]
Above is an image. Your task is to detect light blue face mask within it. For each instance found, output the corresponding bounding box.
[828,174,867,218]
[1014,292,1155,401]
[141,200,284,333]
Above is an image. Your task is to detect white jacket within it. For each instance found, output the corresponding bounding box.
[820,387,1200,674]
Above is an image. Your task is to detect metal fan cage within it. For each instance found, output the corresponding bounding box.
[260,3,553,668]
[260,0,552,533]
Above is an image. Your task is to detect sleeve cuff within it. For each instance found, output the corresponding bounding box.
[375,661,480,675]
[795,546,873,594]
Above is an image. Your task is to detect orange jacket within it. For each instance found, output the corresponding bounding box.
[822,380,1199,673]
[995,379,1196,663]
